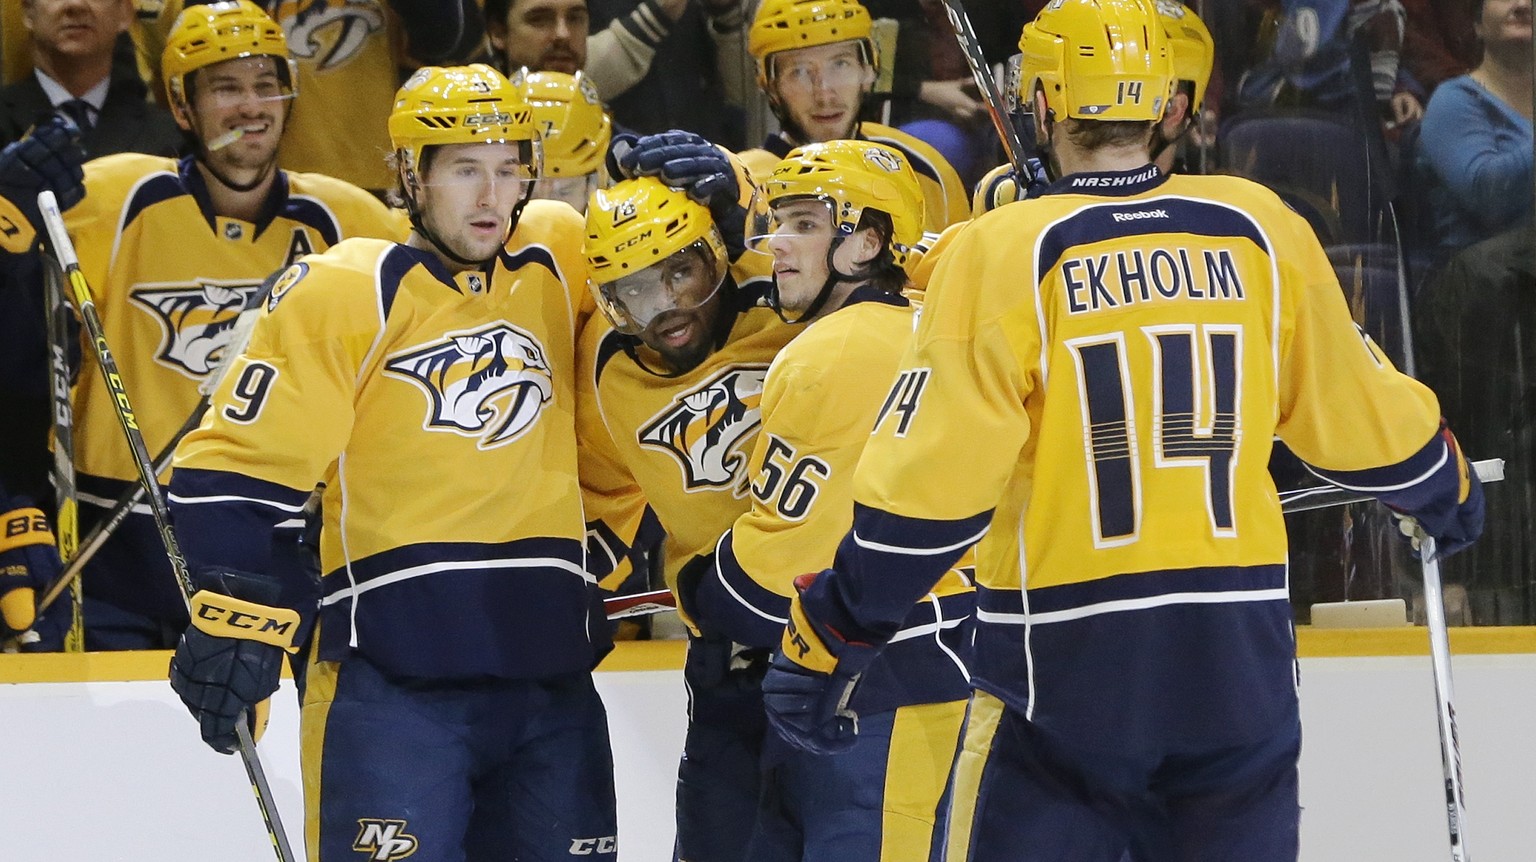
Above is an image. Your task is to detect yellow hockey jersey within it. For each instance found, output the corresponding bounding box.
[171,203,600,679]
[794,166,1472,752]
[52,153,395,622]
[694,288,974,712]
[738,122,970,232]
[139,0,401,191]
[577,277,797,598]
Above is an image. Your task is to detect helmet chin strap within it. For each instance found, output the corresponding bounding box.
[1033,108,1064,184]
[770,237,862,324]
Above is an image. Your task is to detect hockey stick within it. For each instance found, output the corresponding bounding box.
[1278,459,1505,514]
[37,191,298,862]
[42,250,83,649]
[35,273,272,614]
[938,0,1029,176]
[1419,532,1470,862]
[604,588,676,620]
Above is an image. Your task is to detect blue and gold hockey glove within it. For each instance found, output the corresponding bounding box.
[1390,438,1486,560]
[0,497,63,646]
[0,113,85,254]
[616,130,748,258]
[762,572,880,756]
[969,158,1050,215]
[169,568,302,754]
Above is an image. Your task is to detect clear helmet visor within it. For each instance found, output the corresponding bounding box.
[532,173,600,213]
[591,239,727,336]
[416,138,541,200]
[744,190,839,271]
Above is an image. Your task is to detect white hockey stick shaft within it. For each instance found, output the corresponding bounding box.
[1421,534,1471,862]
[37,191,298,862]
[1279,459,1504,514]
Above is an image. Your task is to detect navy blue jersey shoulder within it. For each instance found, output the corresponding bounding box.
[1036,196,1271,283]
[120,168,189,234]
[280,195,343,246]
[378,243,460,317]
[500,244,560,279]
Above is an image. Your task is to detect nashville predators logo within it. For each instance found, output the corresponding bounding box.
[353,819,417,860]
[130,280,262,379]
[276,0,386,72]
[383,322,553,449]
[638,366,768,496]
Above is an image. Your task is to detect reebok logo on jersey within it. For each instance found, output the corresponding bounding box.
[639,366,768,496]
[384,322,554,449]
[353,819,418,860]
[279,0,386,72]
[130,280,263,378]
[1111,209,1168,222]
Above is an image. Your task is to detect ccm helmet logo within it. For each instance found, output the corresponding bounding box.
[1111,209,1169,223]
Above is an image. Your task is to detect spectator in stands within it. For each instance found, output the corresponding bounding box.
[488,0,749,147]
[1417,0,1532,257]
[139,1,487,194]
[0,0,180,155]
[0,0,181,511]
[1402,0,1481,92]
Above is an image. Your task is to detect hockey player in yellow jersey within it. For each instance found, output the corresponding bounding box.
[761,2,1485,861]
[138,0,488,193]
[970,0,1214,215]
[676,139,974,861]
[167,63,617,861]
[0,0,397,650]
[578,169,793,862]
[740,0,969,231]
[524,70,612,214]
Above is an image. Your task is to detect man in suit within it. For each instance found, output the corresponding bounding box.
[0,0,181,156]
[0,0,181,512]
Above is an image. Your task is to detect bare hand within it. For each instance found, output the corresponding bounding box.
[1390,91,1424,125]
[919,79,983,123]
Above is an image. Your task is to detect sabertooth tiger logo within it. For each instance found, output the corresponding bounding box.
[278,0,386,72]
[130,280,262,378]
[353,818,418,860]
[384,322,554,449]
[638,366,768,496]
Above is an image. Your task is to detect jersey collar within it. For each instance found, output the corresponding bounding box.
[179,154,292,238]
[840,283,909,309]
[1039,164,1167,198]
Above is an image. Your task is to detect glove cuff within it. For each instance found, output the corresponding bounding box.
[0,195,37,254]
[0,507,55,553]
[189,590,302,653]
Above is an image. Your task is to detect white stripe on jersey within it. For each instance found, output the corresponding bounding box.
[320,555,594,606]
[1302,443,1448,493]
[980,587,1291,628]
[165,492,307,512]
[851,524,989,556]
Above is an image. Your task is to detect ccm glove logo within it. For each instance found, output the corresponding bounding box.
[568,835,617,855]
[189,590,301,652]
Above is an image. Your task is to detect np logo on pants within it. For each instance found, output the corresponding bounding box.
[354,819,418,860]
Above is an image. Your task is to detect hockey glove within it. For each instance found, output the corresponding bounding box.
[674,553,716,638]
[0,497,62,644]
[169,568,301,754]
[0,114,85,254]
[970,158,1049,215]
[762,572,880,756]
[1387,430,1486,560]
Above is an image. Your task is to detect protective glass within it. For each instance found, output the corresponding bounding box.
[417,139,541,198]
[533,173,600,213]
[192,56,298,110]
[592,241,726,335]
[771,52,868,96]
[743,193,839,301]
